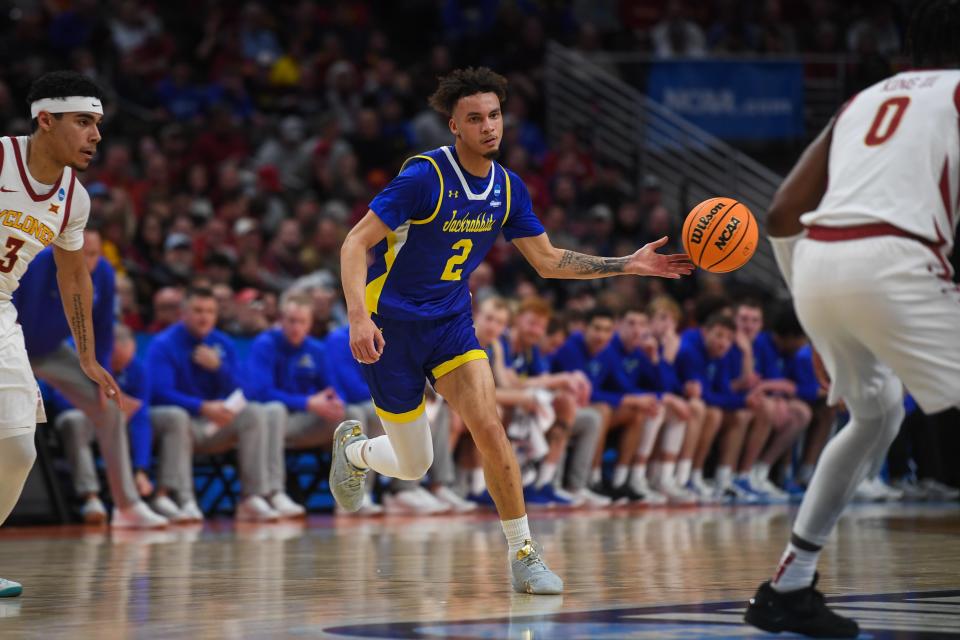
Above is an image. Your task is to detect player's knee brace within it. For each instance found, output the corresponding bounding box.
[394,452,433,480]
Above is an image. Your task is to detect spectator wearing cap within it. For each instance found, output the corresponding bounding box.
[583,204,615,255]
[149,232,194,289]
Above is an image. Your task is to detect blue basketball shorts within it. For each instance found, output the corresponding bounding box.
[360,311,487,423]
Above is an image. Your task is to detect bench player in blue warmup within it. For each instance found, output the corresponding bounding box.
[335,67,693,594]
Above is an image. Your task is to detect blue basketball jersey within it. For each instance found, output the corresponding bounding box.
[366,146,544,320]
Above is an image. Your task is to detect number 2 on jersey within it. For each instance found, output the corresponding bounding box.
[865,96,910,146]
[0,236,25,274]
[441,239,474,281]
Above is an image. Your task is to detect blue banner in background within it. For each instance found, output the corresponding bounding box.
[647,60,805,140]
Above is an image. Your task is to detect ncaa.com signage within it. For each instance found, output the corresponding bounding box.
[647,60,805,140]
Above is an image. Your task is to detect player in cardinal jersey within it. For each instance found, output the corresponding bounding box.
[334,67,693,596]
[0,71,121,598]
[744,2,960,637]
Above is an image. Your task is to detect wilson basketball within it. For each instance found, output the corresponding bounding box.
[682,197,758,273]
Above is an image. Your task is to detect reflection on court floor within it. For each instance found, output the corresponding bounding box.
[0,503,957,639]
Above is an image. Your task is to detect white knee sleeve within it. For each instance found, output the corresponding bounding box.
[362,412,434,481]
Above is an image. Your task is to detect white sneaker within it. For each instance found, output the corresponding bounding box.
[236,495,281,522]
[80,496,107,524]
[921,478,960,501]
[432,486,478,513]
[552,487,586,508]
[892,478,929,501]
[855,476,902,502]
[630,476,667,505]
[151,495,190,523]
[111,501,169,529]
[574,487,613,508]
[874,478,904,502]
[655,478,698,505]
[383,488,449,515]
[755,477,790,503]
[336,492,384,516]
[269,492,306,518]
[687,477,719,503]
[178,499,204,523]
[854,477,882,502]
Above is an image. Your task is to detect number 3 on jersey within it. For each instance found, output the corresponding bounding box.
[865,96,910,146]
[0,236,25,274]
[441,239,473,281]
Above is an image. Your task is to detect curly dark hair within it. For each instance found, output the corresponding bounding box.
[427,67,508,117]
[908,0,960,68]
[26,71,104,107]
[26,71,105,130]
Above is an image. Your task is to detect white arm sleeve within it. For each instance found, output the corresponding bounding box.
[768,232,805,292]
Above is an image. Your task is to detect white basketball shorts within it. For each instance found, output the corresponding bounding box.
[0,302,44,439]
[792,234,960,414]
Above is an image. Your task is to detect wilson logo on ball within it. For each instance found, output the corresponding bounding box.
[689,202,727,245]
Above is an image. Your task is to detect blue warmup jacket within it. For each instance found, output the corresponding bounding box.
[145,322,240,415]
[245,327,337,412]
[550,332,624,407]
[676,329,746,410]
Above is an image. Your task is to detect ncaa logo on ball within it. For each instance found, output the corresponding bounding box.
[714,216,741,250]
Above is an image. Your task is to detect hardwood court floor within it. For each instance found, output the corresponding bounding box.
[0,503,958,639]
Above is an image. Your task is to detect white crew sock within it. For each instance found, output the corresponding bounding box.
[612,465,629,488]
[590,468,601,486]
[470,469,486,495]
[659,461,677,487]
[771,541,820,592]
[752,462,771,483]
[715,465,733,489]
[629,464,648,493]
[536,462,558,489]
[501,514,532,555]
[676,459,693,487]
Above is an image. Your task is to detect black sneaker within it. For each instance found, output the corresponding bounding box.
[744,573,859,638]
[610,484,648,504]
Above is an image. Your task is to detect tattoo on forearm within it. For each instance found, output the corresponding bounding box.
[557,251,628,274]
[70,294,89,355]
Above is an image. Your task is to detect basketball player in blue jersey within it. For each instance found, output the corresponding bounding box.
[334,67,693,595]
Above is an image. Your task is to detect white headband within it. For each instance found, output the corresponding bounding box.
[30,96,103,119]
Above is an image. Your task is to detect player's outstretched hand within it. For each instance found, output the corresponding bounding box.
[350,315,385,364]
[625,237,695,279]
[79,359,124,410]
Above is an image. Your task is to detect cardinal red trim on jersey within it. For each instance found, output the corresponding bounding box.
[9,137,64,202]
[807,223,953,281]
[939,158,954,228]
[59,171,76,235]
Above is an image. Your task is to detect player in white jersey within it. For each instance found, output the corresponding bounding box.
[744,2,960,637]
[0,71,121,598]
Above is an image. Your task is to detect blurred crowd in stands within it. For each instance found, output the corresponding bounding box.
[1,0,956,525]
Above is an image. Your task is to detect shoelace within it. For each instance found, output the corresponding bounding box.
[516,544,551,574]
[341,466,367,492]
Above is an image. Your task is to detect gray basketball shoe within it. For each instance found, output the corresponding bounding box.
[510,540,564,595]
[330,420,369,513]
